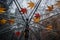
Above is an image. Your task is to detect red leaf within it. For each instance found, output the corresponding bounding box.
[15,31,21,37]
[20,8,27,14]
[35,13,40,18]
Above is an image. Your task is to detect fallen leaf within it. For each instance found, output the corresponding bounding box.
[35,13,40,18]
[28,1,35,9]
[0,7,6,13]
[20,8,27,14]
[46,5,54,12]
[33,17,40,23]
[15,31,21,37]
[0,19,7,24]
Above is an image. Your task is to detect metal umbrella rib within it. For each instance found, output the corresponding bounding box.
[15,0,21,8]
[0,26,13,34]
[15,0,27,19]
[40,13,60,22]
[15,0,28,19]
[28,0,42,23]
[13,0,26,22]
[28,0,40,18]
[0,26,24,34]
[8,0,14,6]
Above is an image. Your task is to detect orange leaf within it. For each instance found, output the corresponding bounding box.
[33,17,40,23]
[28,1,35,9]
[46,5,54,12]
[0,19,7,24]
[0,7,6,13]
[46,25,53,31]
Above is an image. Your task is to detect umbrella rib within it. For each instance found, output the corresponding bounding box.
[29,0,42,23]
[8,0,14,6]
[28,0,39,18]
[14,0,28,22]
[13,0,26,22]
[15,0,21,8]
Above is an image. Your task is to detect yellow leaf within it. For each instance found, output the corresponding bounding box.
[33,17,40,23]
[46,25,53,31]
[46,28,52,31]
[28,1,35,9]
[0,7,6,13]
[0,19,7,24]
